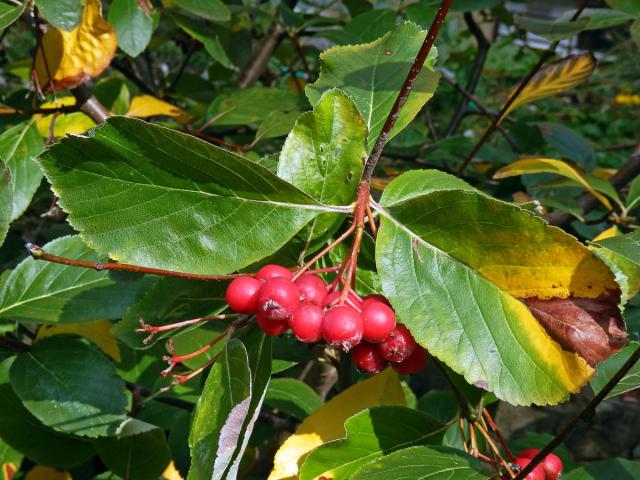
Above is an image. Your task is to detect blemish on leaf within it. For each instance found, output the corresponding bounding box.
[384,50,393,55]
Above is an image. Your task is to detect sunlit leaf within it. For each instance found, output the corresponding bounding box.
[0,163,10,247]
[590,342,640,399]
[592,230,640,301]
[35,0,82,31]
[127,95,191,123]
[35,0,117,91]
[502,54,595,118]
[269,368,405,480]
[0,2,24,30]
[37,319,122,362]
[265,378,323,420]
[33,97,96,138]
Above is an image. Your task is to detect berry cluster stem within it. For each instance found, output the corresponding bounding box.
[137,313,240,344]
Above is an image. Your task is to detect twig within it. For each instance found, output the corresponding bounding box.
[237,24,286,88]
[26,243,250,281]
[476,420,515,478]
[434,359,472,421]
[456,0,589,175]
[0,105,80,115]
[361,0,453,185]
[168,41,198,93]
[71,84,110,123]
[483,408,514,461]
[288,31,312,79]
[424,105,438,141]
[515,344,640,480]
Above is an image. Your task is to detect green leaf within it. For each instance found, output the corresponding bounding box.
[300,406,446,480]
[590,342,640,399]
[206,88,304,127]
[0,2,24,30]
[172,13,235,69]
[95,418,171,480]
[606,0,640,16]
[108,0,153,57]
[592,230,640,301]
[0,236,154,324]
[452,0,500,11]
[320,10,396,45]
[564,458,640,479]
[254,111,300,145]
[306,22,440,151]
[516,9,634,40]
[38,117,344,275]
[375,169,619,406]
[0,163,11,247]
[351,445,493,479]
[10,336,127,437]
[417,390,458,423]
[188,339,250,480]
[626,175,640,211]
[278,89,366,248]
[537,122,596,170]
[0,434,22,470]
[35,0,82,30]
[0,383,95,468]
[174,0,230,22]
[0,121,44,221]
[265,378,323,420]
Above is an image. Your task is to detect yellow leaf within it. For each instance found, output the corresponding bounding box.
[37,319,121,362]
[614,94,640,105]
[127,95,191,123]
[269,368,405,480]
[35,0,117,91]
[25,467,71,480]
[494,157,613,210]
[502,53,595,118]
[591,167,616,180]
[32,97,95,138]
[162,461,185,480]
[593,225,621,242]
[2,463,16,480]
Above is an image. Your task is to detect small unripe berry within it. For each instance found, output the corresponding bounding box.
[322,305,363,351]
[323,290,362,310]
[511,458,545,480]
[256,278,300,323]
[295,275,328,305]
[256,264,293,282]
[225,276,261,313]
[256,314,288,336]
[361,294,391,310]
[291,302,324,343]
[361,301,396,343]
[519,449,563,480]
[392,346,427,375]
[351,343,387,374]
[378,324,416,363]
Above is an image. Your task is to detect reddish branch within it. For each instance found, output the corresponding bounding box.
[136,313,240,344]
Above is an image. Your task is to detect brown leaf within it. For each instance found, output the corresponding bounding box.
[523,295,627,366]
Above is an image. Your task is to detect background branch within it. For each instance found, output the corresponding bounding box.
[237,24,286,88]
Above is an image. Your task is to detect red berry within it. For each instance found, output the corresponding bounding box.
[361,294,391,310]
[361,301,396,343]
[256,264,293,282]
[225,276,262,313]
[295,275,328,305]
[378,324,416,363]
[256,278,300,323]
[392,346,427,375]
[290,302,324,343]
[256,314,288,336]
[512,458,545,480]
[351,343,387,374]
[323,290,362,310]
[519,449,563,480]
[322,305,363,351]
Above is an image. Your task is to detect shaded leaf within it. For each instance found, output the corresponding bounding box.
[269,368,405,480]
[375,170,621,405]
[319,9,396,45]
[0,163,10,247]
[24,467,71,480]
[37,319,122,362]
[10,336,127,437]
[174,0,230,22]
[108,0,153,57]
[564,458,640,479]
[172,13,234,69]
[35,0,117,91]
[35,0,82,31]
[590,342,640,399]
[0,236,154,324]
[537,122,596,170]
[351,445,493,479]
[626,174,640,211]
[300,406,446,480]
[0,2,24,30]
[265,378,323,420]
[592,230,640,301]
[502,54,595,118]
[306,22,440,151]
[38,117,344,275]
[253,111,299,145]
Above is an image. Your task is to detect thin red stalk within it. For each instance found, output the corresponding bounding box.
[306,266,341,275]
[365,200,377,237]
[161,330,229,376]
[162,354,221,390]
[26,243,247,281]
[483,408,515,461]
[476,421,514,478]
[136,314,238,344]
[339,182,368,304]
[292,223,356,281]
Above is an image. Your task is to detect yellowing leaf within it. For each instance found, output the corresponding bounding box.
[494,157,613,210]
[37,319,121,362]
[615,94,640,105]
[2,463,16,480]
[162,461,185,480]
[502,53,595,118]
[32,97,95,138]
[34,0,117,91]
[269,368,405,480]
[25,467,71,480]
[593,225,621,241]
[127,95,191,123]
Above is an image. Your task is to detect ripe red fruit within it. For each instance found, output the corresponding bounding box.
[322,305,363,351]
[361,294,391,310]
[351,343,387,374]
[225,276,262,313]
[519,449,563,480]
[323,290,362,310]
[256,264,293,282]
[256,278,300,323]
[361,301,396,343]
[256,314,288,336]
[378,324,416,363]
[295,275,328,305]
[290,302,324,343]
[392,346,427,375]
[512,457,545,480]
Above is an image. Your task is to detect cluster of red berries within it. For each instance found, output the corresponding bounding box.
[224,264,427,375]
[506,449,563,480]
